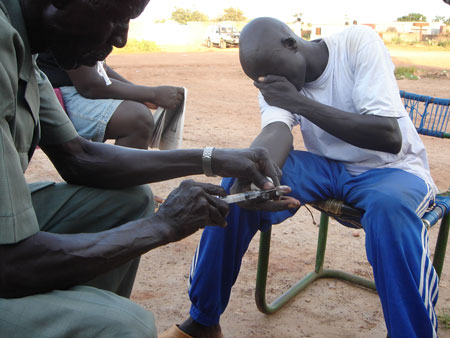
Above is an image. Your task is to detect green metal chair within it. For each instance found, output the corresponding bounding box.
[255,91,450,314]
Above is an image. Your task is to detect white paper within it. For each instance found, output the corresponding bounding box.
[150,87,187,150]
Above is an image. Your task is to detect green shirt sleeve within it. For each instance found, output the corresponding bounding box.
[0,13,39,244]
[0,123,40,244]
[35,61,78,146]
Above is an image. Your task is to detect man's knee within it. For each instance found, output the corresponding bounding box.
[122,100,155,136]
[0,286,158,338]
[99,300,157,338]
[363,190,420,240]
[115,185,155,221]
[82,286,157,338]
[98,185,154,228]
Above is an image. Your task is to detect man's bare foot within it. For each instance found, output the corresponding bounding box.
[178,317,223,338]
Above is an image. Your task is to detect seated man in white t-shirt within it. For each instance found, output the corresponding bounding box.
[161,17,438,338]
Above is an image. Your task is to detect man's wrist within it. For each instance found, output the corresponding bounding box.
[202,147,216,177]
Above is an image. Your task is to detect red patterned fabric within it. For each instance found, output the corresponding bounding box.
[53,88,66,111]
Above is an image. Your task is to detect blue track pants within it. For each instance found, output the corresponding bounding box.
[188,150,437,338]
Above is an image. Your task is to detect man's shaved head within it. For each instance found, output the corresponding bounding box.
[239,17,308,90]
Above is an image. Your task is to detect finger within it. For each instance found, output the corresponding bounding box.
[154,195,165,204]
[272,175,281,187]
[202,194,229,226]
[245,165,274,191]
[278,185,292,195]
[253,149,281,189]
[253,81,264,90]
[145,102,158,110]
[262,161,282,188]
[257,75,279,84]
[207,207,227,227]
[266,198,300,211]
[257,196,301,211]
[191,181,227,197]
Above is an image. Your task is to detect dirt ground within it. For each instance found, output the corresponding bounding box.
[25,49,450,337]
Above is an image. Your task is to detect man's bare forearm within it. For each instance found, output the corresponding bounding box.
[78,77,159,102]
[42,136,204,188]
[0,215,170,298]
[255,76,402,154]
[251,122,293,168]
[105,64,133,84]
[291,98,402,154]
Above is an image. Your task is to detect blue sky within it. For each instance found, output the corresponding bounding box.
[137,0,450,24]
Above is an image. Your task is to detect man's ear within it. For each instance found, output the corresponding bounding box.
[282,37,298,51]
[50,0,70,9]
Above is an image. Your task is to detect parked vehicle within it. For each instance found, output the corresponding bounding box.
[205,23,240,48]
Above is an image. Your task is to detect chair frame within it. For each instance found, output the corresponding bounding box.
[255,90,450,314]
[255,198,450,314]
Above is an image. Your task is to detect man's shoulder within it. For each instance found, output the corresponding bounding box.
[326,25,381,56]
[339,25,380,44]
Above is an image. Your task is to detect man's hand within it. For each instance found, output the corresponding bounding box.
[154,180,229,243]
[254,75,306,113]
[230,178,300,212]
[146,86,185,110]
[212,147,282,190]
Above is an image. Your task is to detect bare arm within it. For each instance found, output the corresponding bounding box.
[66,65,184,109]
[230,122,301,211]
[104,63,133,83]
[254,75,402,154]
[251,121,293,169]
[41,136,280,190]
[0,180,229,298]
[1,138,281,298]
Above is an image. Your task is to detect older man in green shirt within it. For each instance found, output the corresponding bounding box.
[0,0,284,337]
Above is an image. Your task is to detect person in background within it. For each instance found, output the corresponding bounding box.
[37,52,185,149]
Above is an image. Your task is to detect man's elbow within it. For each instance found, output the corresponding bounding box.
[383,119,402,154]
[388,131,402,154]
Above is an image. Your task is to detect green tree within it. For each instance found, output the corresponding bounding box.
[190,10,209,22]
[171,7,208,25]
[433,15,446,22]
[217,7,247,22]
[396,13,427,22]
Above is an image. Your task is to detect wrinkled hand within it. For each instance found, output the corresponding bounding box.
[155,180,229,243]
[230,178,300,212]
[146,86,185,110]
[212,147,282,190]
[253,75,305,112]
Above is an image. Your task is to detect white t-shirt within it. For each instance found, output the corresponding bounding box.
[260,26,437,192]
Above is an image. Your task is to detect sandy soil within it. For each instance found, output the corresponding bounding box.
[25,49,450,337]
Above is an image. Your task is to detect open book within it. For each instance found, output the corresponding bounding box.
[150,87,187,150]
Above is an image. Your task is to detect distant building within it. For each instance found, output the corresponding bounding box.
[291,21,448,43]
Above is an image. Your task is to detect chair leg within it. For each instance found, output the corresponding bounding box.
[255,212,376,315]
[433,213,450,279]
